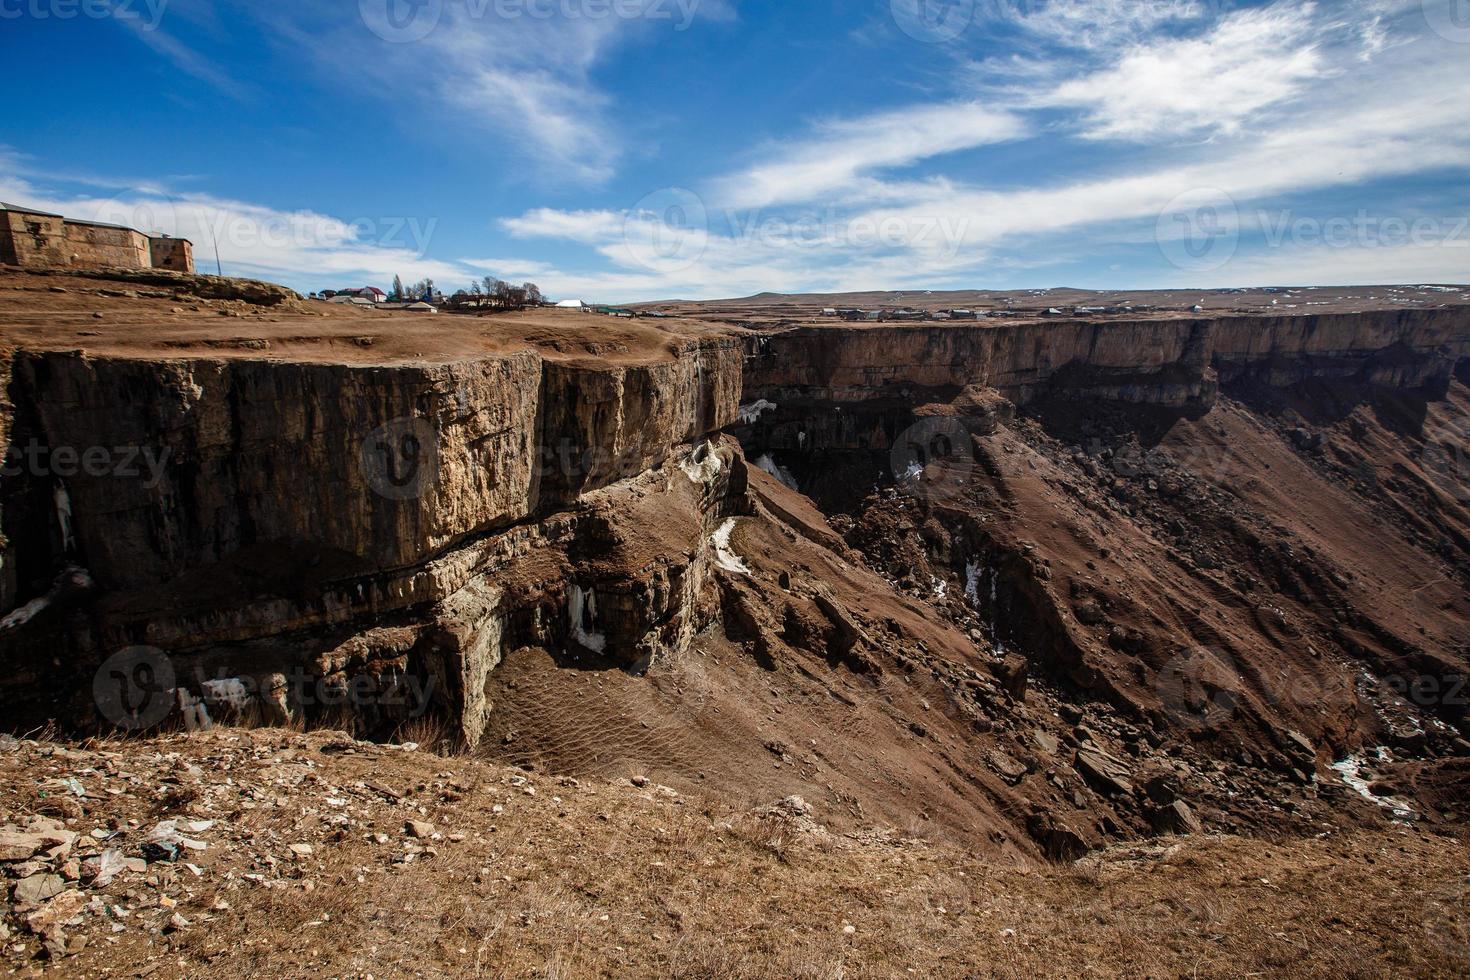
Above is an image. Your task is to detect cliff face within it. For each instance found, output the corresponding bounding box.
[744,308,1470,410]
[0,333,744,744]
[9,341,740,593]
[4,292,1470,759]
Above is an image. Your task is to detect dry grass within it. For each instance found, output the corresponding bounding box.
[2,728,1467,979]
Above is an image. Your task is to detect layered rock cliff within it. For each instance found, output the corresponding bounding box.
[0,327,743,745]
[4,281,1470,775]
[743,308,1470,412]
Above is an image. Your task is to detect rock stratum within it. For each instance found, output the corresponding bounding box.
[3,271,1470,861]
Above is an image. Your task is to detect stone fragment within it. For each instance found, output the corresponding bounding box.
[13,874,66,905]
[1075,748,1135,797]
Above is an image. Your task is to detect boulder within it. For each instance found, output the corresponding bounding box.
[1150,800,1203,835]
[995,654,1029,700]
[1075,748,1135,797]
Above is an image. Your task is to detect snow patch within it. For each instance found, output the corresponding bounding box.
[964,561,983,607]
[201,678,251,710]
[1331,747,1416,822]
[711,518,750,575]
[679,441,722,485]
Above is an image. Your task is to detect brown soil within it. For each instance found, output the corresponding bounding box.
[0,270,732,365]
[1,729,1467,979]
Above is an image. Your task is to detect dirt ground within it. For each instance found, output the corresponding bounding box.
[0,270,732,365]
[0,728,1466,979]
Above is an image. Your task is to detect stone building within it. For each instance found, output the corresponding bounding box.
[0,202,194,273]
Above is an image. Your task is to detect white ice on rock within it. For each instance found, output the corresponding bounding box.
[964,561,983,606]
[754,453,800,492]
[737,400,778,425]
[568,584,607,653]
[711,518,751,575]
[54,485,76,553]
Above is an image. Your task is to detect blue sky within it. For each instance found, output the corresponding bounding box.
[2,0,1468,301]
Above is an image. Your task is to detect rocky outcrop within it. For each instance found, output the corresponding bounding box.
[0,337,743,744]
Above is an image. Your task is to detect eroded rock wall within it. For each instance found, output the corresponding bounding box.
[0,339,744,742]
[745,309,1470,410]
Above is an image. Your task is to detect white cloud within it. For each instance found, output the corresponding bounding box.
[498,6,1470,303]
[1039,3,1328,141]
[501,208,627,243]
[114,16,251,99]
[711,102,1026,209]
[1176,240,1470,289]
[983,0,1212,50]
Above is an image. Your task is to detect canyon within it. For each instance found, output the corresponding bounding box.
[2,270,1469,862]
